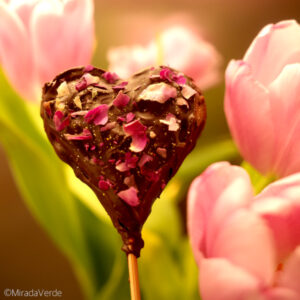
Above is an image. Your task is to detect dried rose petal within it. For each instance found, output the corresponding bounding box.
[126,112,135,123]
[160,113,180,131]
[160,67,186,85]
[160,67,173,82]
[174,75,186,85]
[123,120,148,152]
[181,85,197,99]
[138,153,153,168]
[70,110,89,117]
[141,168,160,182]
[125,152,139,168]
[116,162,129,172]
[84,65,94,72]
[117,187,140,207]
[100,121,116,132]
[113,91,130,108]
[112,81,128,91]
[84,104,109,126]
[64,128,93,140]
[116,152,138,172]
[53,111,70,131]
[117,116,126,122]
[124,175,136,187]
[138,83,177,103]
[76,77,87,91]
[102,71,119,84]
[98,179,111,191]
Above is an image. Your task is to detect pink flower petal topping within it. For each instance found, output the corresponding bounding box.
[76,77,87,91]
[102,71,119,84]
[138,82,177,103]
[64,129,92,141]
[112,81,128,91]
[70,110,89,117]
[117,187,140,207]
[124,175,136,187]
[160,113,180,131]
[160,67,187,85]
[84,104,109,126]
[75,70,100,92]
[53,111,70,131]
[181,85,197,99]
[98,178,111,191]
[123,120,148,152]
[117,116,126,122]
[138,153,153,168]
[100,121,116,132]
[141,167,161,182]
[113,91,130,108]
[126,112,135,123]
[160,67,174,82]
[116,152,139,172]
[174,75,187,85]
[84,65,94,72]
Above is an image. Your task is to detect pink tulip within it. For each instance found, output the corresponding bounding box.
[0,0,94,101]
[188,161,300,300]
[107,25,222,90]
[225,20,300,178]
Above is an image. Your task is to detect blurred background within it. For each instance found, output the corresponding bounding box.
[1,0,300,298]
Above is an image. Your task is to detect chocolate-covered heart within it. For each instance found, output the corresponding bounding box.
[40,66,206,257]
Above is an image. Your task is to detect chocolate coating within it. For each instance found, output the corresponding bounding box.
[40,66,206,257]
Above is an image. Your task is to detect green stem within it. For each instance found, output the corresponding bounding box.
[241,161,276,194]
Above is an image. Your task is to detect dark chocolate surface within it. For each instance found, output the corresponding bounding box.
[40,66,206,257]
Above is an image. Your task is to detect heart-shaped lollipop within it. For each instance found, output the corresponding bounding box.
[40,66,206,257]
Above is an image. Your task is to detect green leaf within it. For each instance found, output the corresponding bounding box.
[241,161,276,194]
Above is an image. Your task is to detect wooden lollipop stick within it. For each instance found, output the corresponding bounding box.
[128,253,141,300]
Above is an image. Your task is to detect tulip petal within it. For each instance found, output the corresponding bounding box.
[254,173,300,261]
[108,44,156,79]
[199,258,261,300]
[278,246,300,296]
[268,64,300,176]
[30,0,94,86]
[212,208,276,284]
[187,162,253,264]
[225,60,275,174]
[264,288,299,300]
[107,25,221,89]
[161,26,222,89]
[244,20,300,86]
[0,2,35,100]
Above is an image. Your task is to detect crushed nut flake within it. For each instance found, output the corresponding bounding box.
[73,96,82,109]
